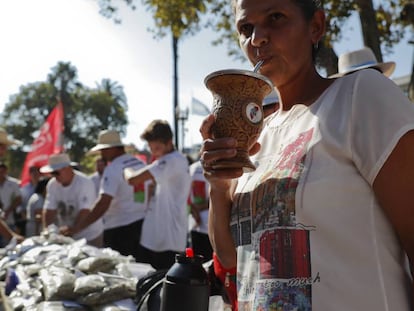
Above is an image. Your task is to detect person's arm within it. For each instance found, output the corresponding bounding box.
[124,167,153,186]
[4,195,22,221]
[60,208,90,236]
[34,209,42,235]
[42,184,55,230]
[71,194,112,235]
[208,180,238,268]
[0,218,18,241]
[192,201,209,212]
[200,114,249,268]
[190,201,208,225]
[42,209,57,229]
[373,130,414,304]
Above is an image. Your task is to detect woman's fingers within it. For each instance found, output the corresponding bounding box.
[199,114,215,140]
[249,142,261,156]
[200,138,237,163]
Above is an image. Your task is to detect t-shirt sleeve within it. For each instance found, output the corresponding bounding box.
[350,69,414,184]
[147,158,168,182]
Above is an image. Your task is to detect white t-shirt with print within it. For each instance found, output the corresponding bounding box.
[100,153,146,229]
[141,150,191,252]
[232,69,414,311]
[44,171,103,242]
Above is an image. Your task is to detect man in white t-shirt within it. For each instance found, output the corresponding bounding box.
[72,130,147,262]
[125,120,191,270]
[41,153,104,247]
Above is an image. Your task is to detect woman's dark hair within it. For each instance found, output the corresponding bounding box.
[292,0,323,60]
[292,0,322,20]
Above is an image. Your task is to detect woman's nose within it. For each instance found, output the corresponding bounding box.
[251,26,269,47]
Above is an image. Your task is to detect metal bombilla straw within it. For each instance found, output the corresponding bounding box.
[253,60,264,73]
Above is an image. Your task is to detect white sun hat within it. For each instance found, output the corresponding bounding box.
[329,47,396,78]
[40,153,78,173]
[89,129,125,153]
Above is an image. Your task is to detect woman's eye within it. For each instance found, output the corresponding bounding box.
[239,24,253,37]
[270,12,283,21]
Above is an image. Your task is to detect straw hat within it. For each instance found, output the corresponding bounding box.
[89,129,125,153]
[329,47,396,78]
[0,128,22,146]
[40,153,78,173]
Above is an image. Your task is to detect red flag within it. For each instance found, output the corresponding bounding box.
[20,102,64,186]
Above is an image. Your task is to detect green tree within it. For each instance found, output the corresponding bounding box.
[97,0,211,150]
[0,61,128,176]
[208,0,409,75]
[98,0,410,84]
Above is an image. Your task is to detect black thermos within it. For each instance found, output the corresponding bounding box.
[160,248,210,311]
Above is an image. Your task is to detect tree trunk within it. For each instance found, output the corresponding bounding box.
[355,0,383,61]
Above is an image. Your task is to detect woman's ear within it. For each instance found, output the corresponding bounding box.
[310,9,326,45]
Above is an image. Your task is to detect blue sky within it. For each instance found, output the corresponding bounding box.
[0,0,412,149]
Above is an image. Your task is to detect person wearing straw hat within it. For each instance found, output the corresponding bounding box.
[329,47,396,78]
[0,128,21,158]
[41,153,104,247]
[71,130,147,261]
[124,120,191,270]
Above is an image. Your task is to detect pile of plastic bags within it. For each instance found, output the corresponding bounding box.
[0,226,155,311]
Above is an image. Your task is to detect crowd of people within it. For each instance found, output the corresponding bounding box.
[1,1,413,310]
[0,121,214,272]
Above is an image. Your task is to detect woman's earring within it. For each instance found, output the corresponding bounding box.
[313,41,319,50]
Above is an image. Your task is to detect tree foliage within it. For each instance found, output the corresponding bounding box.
[212,0,410,74]
[97,0,411,76]
[98,0,211,39]
[0,62,128,175]
[97,0,218,150]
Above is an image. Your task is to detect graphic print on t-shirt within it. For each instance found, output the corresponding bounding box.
[57,200,76,227]
[231,128,317,311]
